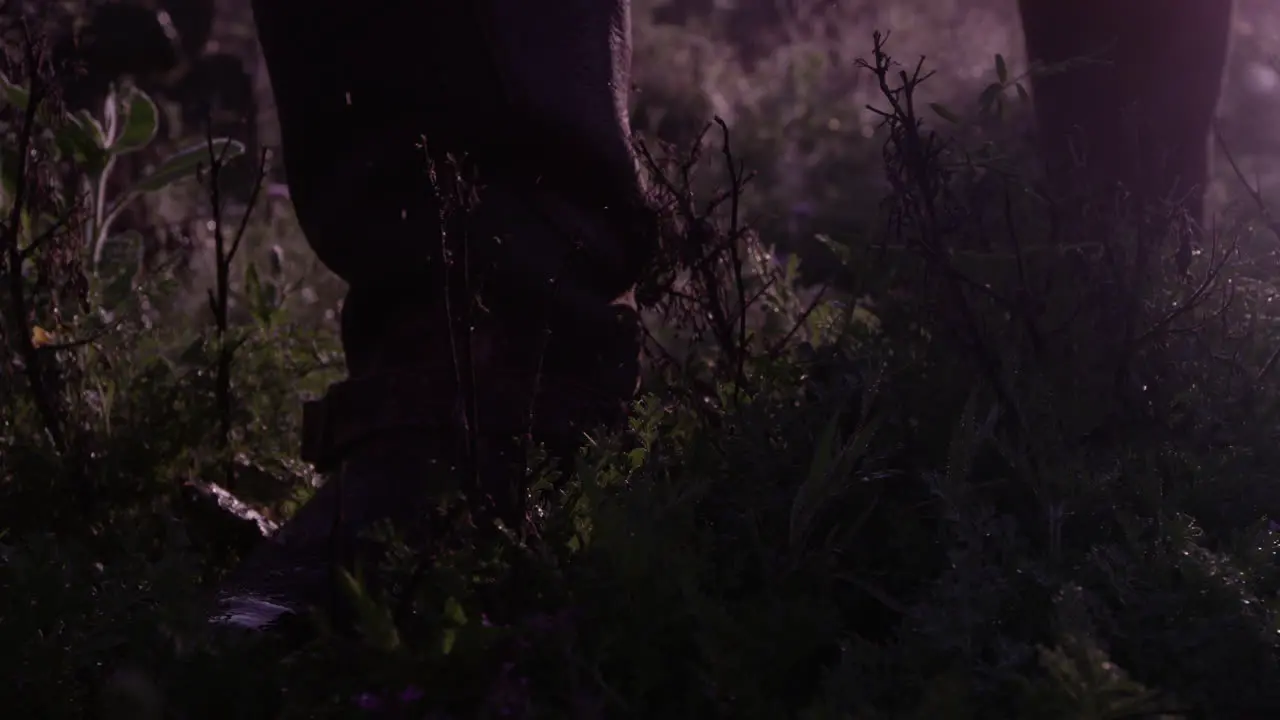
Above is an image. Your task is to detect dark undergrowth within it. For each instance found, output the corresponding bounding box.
[6,11,1280,720]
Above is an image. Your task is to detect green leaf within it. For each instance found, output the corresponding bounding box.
[97,229,141,275]
[337,567,402,652]
[815,233,852,265]
[443,596,468,627]
[978,82,1004,110]
[995,53,1009,84]
[110,87,160,154]
[626,447,647,470]
[0,71,30,111]
[792,390,879,558]
[440,597,470,657]
[244,261,261,301]
[129,138,246,194]
[172,335,209,373]
[1015,82,1031,104]
[101,267,138,310]
[55,115,108,174]
[75,110,105,145]
[0,147,20,209]
[244,262,276,326]
[929,102,961,124]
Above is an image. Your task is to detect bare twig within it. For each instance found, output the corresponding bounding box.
[715,116,749,389]
[201,122,269,491]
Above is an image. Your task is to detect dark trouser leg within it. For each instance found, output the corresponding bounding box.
[217,0,653,626]
[1017,0,1232,226]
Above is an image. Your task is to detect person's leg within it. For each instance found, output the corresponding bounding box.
[217,0,653,627]
[1017,0,1233,226]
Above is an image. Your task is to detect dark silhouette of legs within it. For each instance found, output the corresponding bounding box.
[217,0,654,627]
[1017,0,1233,225]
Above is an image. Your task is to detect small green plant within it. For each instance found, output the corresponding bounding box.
[0,72,244,273]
